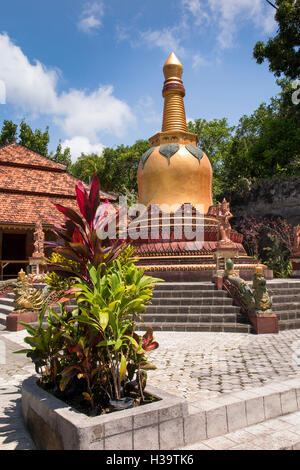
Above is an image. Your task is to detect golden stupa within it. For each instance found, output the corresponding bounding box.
[137,52,213,213]
[131,52,258,282]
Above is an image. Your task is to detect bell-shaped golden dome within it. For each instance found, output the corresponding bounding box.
[137,52,213,214]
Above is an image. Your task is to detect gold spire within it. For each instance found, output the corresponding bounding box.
[162,52,187,133]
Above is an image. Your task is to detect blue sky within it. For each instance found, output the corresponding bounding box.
[0,0,280,160]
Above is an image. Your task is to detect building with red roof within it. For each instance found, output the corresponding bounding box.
[0,142,115,278]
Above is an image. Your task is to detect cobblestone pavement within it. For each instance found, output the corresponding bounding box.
[0,335,35,450]
[1,328,300,449]
[148,330,300,401]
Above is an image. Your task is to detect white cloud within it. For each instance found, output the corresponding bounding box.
[136,96,161,125]
[62,136,104,161]
[55,86,134,140]
[78,15,101,34]
[0,33,58,113]
[139,28,185,56]
[77,1,104,34]
[192,54,210,69]
[0,33,135,158]
[182,0,277,49]
[182,0,209,25]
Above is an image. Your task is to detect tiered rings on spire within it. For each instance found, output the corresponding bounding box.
[162,53,187,133]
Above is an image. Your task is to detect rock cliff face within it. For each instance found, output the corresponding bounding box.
[224,177,300,226]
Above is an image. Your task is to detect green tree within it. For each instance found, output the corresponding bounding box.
[19,120,49,157]
[254,0,300,79]
[70,153,105,184]
[222,87,300,188]
[0,120,18,145]
[51,142,72,169]
[187,118,234,198]
[70,139,150,195]
[101,139,150,194]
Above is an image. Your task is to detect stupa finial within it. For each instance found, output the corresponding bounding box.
[163,52,183,80]
[161,52,187,133]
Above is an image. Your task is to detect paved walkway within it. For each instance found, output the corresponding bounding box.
[0,335,35,450]
[149,330,300,401]
[1,328,300,450]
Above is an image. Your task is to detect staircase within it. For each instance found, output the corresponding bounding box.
[1,280,300,333]
[137,282,253,333]
[0,292,14,328]
[268,279,300,331]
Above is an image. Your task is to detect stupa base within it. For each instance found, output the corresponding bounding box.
[138,261,273,282]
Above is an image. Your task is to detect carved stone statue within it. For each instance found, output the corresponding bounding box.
[293,225,300,255]
[224,260,273,316]
[252,268,273,315]
[13,269,44,313]
[216,198,233,245]
[32,219,45,259]
[224,259,256,313]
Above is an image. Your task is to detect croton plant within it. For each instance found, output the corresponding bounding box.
[18,174,161,415]
[46,173,125,288]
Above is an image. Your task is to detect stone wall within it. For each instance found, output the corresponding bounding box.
[223,177,300,226]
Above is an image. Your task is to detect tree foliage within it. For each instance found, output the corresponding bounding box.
[223,86,300,187]
[50,142,72,169]
[70,153,104,184]
[19,120,50,157]
[187,118,234,198]
[254,0,300,80]
[69,139,150,195]
[0,120,18,145]
[0,119,72,169]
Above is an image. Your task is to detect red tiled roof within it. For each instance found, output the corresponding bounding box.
[0,142,116,227]
[0,142,67,170]
[0,165,76,197]
[0,193,78,226]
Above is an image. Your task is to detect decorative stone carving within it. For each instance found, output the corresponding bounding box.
[158,144,180,164]
[216,198,233,246]
[32,219,45,259]
[185,145,204,164]
[252,267,273,315]
[224,260,273,319]
[141,147,156,168]
[293,225,300,254]
[13,269,44,313]
[224,259,255,314]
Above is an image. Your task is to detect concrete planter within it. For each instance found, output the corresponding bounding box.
[22,376,188,450]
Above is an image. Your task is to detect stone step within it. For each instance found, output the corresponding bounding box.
[150,297,233,306]
[276,310,300,321]
[136,322,253,333]
[140,313,238,323]
[178,377,300,449]
[6,293,15,299]
[266,280,300,287]
[145,305,241,314]
[0,311,7,323]
[153,289,228,298]
[181,411,300,450]
[279,318,300,330]
[269,289,300,296]
[271,294,300,303]
[0,304,14,315]
[155,282,217,291]
[0,297,14,307]
[272,302,300,311]
[48,304,77,314]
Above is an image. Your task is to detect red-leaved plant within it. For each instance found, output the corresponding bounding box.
[47,174,125,287]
